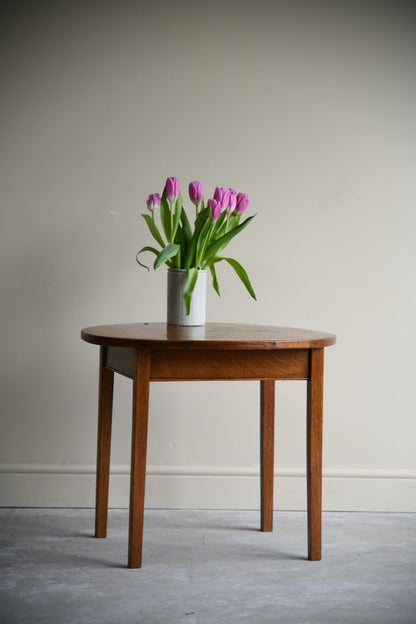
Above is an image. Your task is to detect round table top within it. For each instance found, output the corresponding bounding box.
[81,323,336,350]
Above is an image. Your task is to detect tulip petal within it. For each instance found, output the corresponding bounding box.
[165,177,180,201]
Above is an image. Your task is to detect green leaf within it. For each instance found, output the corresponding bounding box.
[184,207,212,268]
[142,214,165,248]
[171,192,183,242]
[222,256,257,300]
[183,267,198,314]
[227,212,240,229]
[204,215,255,263]
[195,215,213,266]
[174,226,187,267]
[212,211,227,237]
[209,263,221,297]
[159,189,171,242]
[136,245,160,270]
[180,208,193,242]
[154,243,180,269]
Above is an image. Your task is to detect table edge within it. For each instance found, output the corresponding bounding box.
[81,323,336,350]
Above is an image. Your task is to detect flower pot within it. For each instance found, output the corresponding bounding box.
[167,269,207,326]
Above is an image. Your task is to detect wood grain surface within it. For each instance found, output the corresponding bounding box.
[81,323,336,350]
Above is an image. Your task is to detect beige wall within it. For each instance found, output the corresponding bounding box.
[1,0,415,510]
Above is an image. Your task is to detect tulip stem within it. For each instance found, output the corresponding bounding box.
[198,221,215,268]
[170,201,174,243]
[225,216,230,234]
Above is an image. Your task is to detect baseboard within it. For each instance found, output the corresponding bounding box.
[1,463,415,511]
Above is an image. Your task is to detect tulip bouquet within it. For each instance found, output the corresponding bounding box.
[137,176,256,314]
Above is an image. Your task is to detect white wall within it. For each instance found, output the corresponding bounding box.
[1,0,415,511]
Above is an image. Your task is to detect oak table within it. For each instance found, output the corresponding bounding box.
[81,323,336,568]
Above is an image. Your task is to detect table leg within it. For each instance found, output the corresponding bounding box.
[95,347,114,538]
[260,380,275,531]
[307,348,324,560]
[128,349,151,568]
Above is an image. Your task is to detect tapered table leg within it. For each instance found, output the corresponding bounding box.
[261,380,275,532]
[95,347,114,538]
[307,348,324,560]
[128,349,151,568]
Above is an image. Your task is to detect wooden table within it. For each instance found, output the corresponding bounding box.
[81,323,336,568]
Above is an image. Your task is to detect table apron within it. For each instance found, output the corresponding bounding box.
[104,346,310,381]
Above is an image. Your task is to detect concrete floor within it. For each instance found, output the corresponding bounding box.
[1,509,415,624]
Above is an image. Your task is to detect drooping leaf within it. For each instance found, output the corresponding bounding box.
[136,245,160,270]
[209,263,221,297]
[154,243,180,269]
[182,267,198,314]
[221,256,257,300]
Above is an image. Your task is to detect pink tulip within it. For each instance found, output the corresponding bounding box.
[208,198,222,221]
[146,193,161,212]
[214,186,231,210]
[189,180,204,205]
[228,188,237,211]
[165,177,180,202]
[235,192,249,214]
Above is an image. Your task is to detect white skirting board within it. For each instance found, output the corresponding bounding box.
[0,463,415,511]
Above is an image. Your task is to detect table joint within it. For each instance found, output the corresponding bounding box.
[104,346,135,379]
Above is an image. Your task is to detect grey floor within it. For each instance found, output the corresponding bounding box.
[1,509,415,624]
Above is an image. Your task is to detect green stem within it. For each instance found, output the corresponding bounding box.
[170,200,174,243]
[198,221,215,268]
[225,213,230,234]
